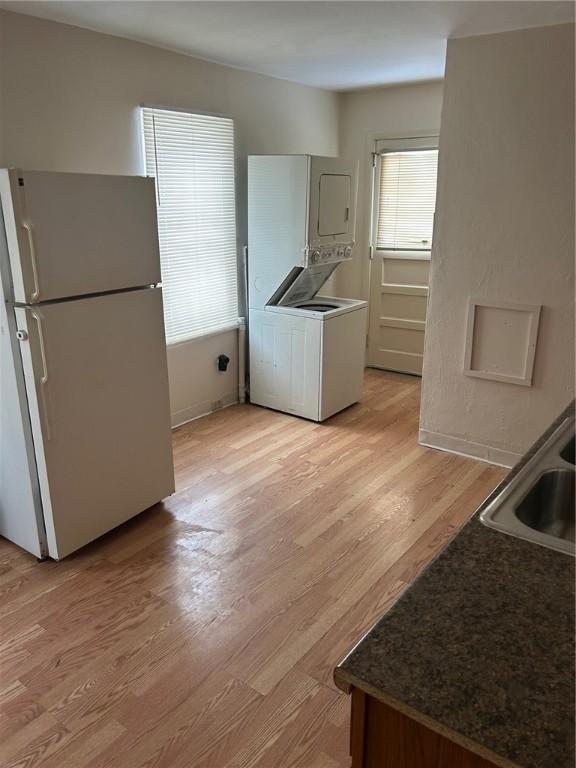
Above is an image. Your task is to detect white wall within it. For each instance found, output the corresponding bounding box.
[332,81,444,299]
[420,24,575,466]
[0,10,339,425]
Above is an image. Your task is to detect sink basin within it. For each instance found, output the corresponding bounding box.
[560,435,575,465]
[480,416,575,556]
[515,470,575,543]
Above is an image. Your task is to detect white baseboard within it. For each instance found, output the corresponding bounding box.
[418,428,521,469]
[171,391,239,429]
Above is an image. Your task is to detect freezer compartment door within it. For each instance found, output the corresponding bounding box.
[15,287,174,559]
[1,169,161,303]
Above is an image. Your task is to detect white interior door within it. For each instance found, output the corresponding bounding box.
[15,287,174,559]
[1,169,161,304]
[367,138,437,375]
[367,255,429,375]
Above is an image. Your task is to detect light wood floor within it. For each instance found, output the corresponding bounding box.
[0,370,504,768]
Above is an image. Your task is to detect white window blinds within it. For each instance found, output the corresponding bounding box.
[142,107,238,344]
[376,149,439,251]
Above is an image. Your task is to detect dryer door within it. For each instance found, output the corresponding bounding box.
[318,174,351,236]
[309,157,358,245]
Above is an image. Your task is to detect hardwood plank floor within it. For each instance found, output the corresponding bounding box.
[0,370,505,768]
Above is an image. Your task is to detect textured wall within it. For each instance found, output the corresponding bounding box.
[420,24,575,465]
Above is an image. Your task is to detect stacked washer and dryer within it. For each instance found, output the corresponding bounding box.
[247,154,367,422]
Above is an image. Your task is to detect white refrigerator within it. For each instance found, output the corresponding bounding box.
[0,169,175,560]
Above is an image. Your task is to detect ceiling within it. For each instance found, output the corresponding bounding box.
[2,1,574,90]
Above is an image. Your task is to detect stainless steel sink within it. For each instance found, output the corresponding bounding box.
[480,416,575,556]
[560,435,575,465]
[515,470,575,542]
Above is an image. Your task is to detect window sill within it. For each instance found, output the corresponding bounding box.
[167,321,241,348]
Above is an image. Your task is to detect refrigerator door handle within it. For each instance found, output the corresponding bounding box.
[22,220,41,302]
[31,310,51,440]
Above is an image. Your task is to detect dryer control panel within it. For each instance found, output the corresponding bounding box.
[307,242,354,267]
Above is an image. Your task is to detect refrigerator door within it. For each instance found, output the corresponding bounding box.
[15,287,175,559]
[0,169,161,304]
[0,214,46,558]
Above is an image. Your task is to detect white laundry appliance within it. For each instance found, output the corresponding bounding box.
[0,169,175,559]
[247,155,367,421]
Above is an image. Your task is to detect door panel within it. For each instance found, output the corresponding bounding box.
[2,169,160,303]
[367,255,430,375]
[15,288,174,558]
[379,293,428,323]
[382,258,429,286]
[379,325,425,355]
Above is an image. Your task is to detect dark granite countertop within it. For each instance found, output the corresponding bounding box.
[335,403,575,768]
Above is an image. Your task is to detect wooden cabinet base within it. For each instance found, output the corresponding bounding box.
[350,688,498,768]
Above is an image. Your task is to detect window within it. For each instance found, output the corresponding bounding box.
[142,106,238,344]
[376,149,439,252]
